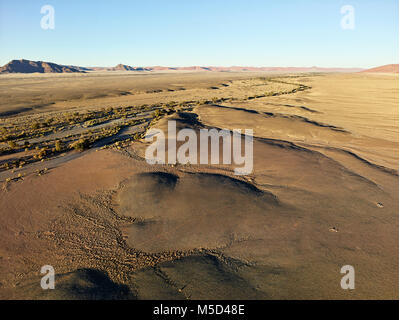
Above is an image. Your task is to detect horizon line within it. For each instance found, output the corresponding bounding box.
[0,58,377,70]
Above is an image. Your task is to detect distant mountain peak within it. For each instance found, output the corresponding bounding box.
[0,59,84,74]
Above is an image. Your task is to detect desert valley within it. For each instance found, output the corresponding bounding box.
[0,60,398,299]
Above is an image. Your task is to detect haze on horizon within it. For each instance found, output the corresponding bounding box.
[0,0,398,68]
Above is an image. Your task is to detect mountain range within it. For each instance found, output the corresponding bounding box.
[0,59,83,73]
[2,59,396,74]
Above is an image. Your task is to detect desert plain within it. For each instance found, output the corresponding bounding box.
[0,70,398,299]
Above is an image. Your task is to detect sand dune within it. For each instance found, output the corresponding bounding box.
[362,64,399,74]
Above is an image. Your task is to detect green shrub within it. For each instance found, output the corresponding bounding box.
[153,109,162,118]
[31,122,40,130]
[7,140,17,149]
[70,138,90,151]
[38,148,48,159]
[55,140,63,152]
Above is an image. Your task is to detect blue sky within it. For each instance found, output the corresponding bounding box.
[0,0,398,68]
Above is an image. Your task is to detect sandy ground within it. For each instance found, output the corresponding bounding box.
[0,72,399,299]
[0,71,281,117]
